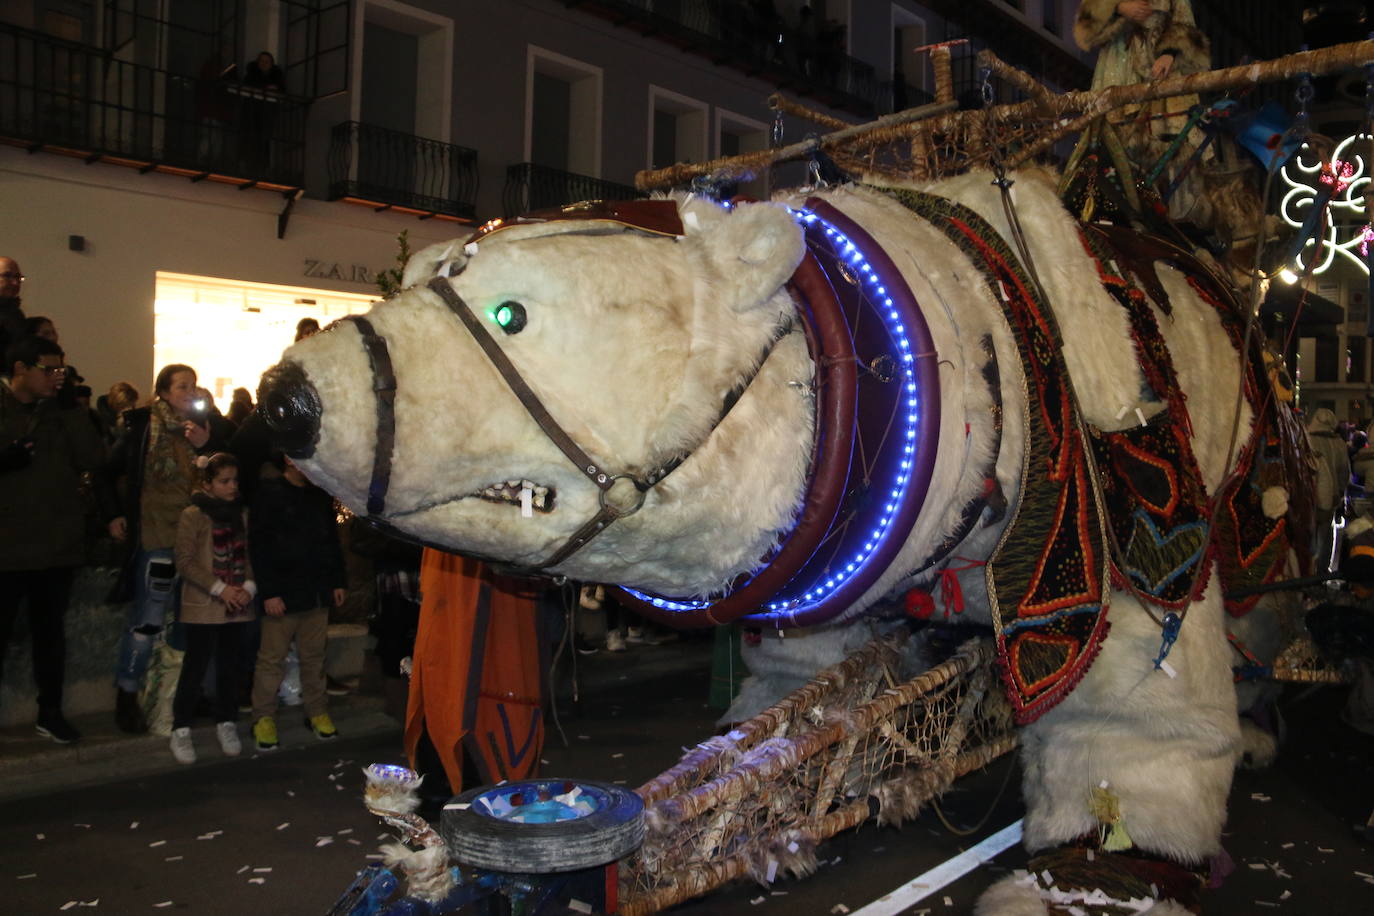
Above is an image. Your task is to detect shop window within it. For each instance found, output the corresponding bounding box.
[153,272,375,407]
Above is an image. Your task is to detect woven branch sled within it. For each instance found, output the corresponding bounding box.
[617,634,1015,915]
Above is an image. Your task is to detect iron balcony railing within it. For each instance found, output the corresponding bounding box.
[328,121,478,220]
[503,162,643,216]
[571,0,881,115]
[0,21,306,188]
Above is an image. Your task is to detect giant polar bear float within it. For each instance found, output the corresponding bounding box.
[259,169,1307,913]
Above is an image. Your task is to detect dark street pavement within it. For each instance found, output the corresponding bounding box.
[0,635,1371,914]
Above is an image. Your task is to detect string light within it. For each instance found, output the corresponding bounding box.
[624,206,925,623]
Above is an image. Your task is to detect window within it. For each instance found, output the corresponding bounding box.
[716,109,770,199]
[649,87,708,170]
[354,1,453,141]
[890,5,927,95]
[1316,335,1339,383]
[154,272,376,407]
[526,47,602,177]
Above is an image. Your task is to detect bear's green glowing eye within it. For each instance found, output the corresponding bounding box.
[493,301,527,335]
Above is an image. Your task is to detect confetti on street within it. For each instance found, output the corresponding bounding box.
[163,856,182,863]
[147,841,166,848]
[276,823,290,831]
[17,873,36,879]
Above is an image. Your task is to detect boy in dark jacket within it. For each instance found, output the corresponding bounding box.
[248,454,346,749]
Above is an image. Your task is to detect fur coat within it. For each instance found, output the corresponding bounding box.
[1074,0,1210,89]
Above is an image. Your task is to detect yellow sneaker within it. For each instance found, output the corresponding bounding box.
[309,713,338,740]
[253,716,278,751]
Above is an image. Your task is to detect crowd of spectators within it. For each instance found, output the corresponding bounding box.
[1,255,664,764]
[0,255,421,762]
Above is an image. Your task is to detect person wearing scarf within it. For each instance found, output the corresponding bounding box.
[167,453,255,763]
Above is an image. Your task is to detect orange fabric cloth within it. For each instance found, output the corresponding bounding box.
[403,549,545,794]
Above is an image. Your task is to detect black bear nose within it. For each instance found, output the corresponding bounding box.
[257,360,321,458]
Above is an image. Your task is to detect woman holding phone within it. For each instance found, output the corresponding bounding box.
[104,363,228,733]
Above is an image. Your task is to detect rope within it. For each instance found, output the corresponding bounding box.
[930,747,1019,837]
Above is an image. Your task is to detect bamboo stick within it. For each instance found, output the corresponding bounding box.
[768,93,851,131]
[636,96,958,190]
[641,39,1374,193]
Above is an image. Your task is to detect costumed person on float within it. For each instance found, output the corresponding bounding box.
[1068,1,1213,225]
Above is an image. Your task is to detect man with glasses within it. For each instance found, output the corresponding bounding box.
[0,257,27,356]
[1,335,106,743]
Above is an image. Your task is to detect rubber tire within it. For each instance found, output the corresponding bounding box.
[440,779,645,873]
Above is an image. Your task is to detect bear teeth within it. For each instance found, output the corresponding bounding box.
[475,481,556,513]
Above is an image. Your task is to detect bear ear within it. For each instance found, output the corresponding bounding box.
[401,240,464,289]
[687,201,804,312]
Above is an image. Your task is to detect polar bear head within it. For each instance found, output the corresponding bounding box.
[258,196,814,593]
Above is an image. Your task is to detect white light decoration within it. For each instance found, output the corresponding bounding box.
[1279,133,1373,276]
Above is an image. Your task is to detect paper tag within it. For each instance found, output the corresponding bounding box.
[520,486,533,518]
[1115,404,1130,420]
[1159,659,1178,679]
[1135,407,1147,427]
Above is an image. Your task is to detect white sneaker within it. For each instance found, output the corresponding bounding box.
[606,630,627,652]
[626,626,646,643]
[170,727,196,765]
[216,721,242,757]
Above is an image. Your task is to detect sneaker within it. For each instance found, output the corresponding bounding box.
[35,712,81,744]
[625,626,646,644]
[309,713,338,741]
[253,716,279,751]
[169,727,196,765]
[216,721,242,757]
[605,630,627,652]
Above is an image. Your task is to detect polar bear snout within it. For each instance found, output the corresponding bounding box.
[258,359,322,458]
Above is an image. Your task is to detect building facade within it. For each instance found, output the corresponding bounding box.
[0,0,1103,398]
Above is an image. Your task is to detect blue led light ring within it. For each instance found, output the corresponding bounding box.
[617,201,940,629]
[611,243,860,625]
[738,199,941,627]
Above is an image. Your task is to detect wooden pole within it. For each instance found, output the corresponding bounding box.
[636,97,958,190]
[636,39,1374,192]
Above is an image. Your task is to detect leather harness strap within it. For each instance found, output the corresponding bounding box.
[426,277,616,495]
[423,274,796,573]
[340,315,397,516]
